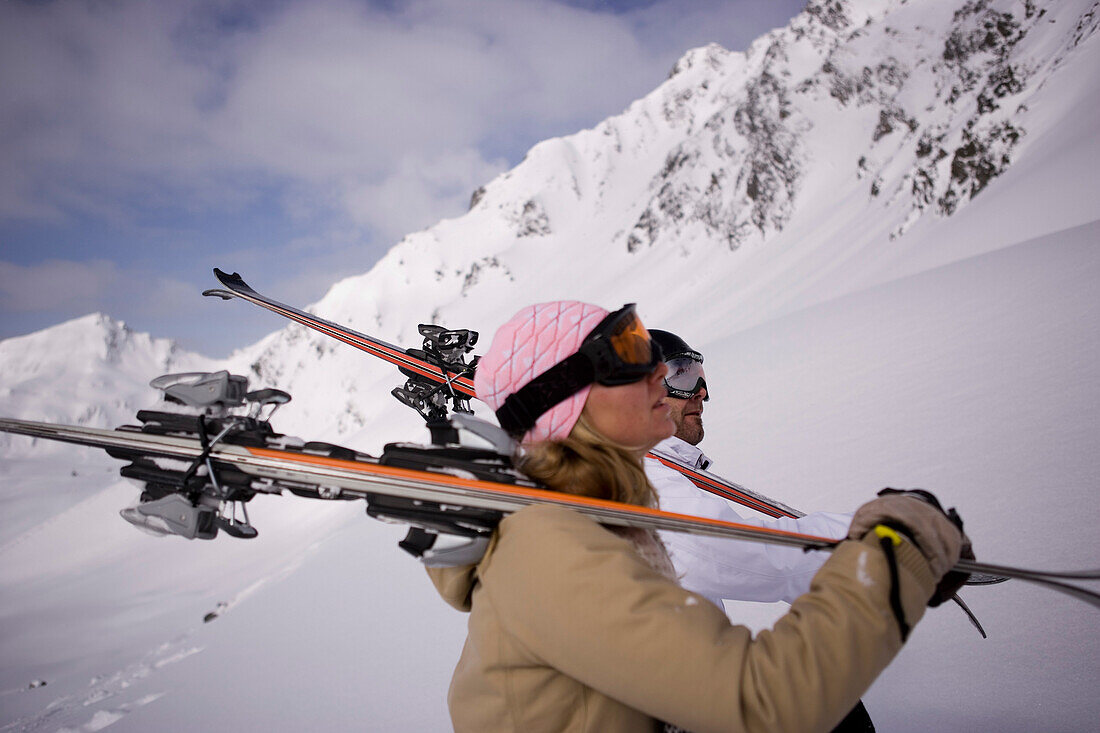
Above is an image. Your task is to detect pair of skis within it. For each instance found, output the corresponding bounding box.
[203,269,803,520]
[192,269,1100,608]
[4,268,1096,607]
[3,415,1098,607]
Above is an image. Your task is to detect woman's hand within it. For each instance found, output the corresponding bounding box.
[848,488,971,604]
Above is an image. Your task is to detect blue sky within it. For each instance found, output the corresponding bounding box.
[0,0,807,356]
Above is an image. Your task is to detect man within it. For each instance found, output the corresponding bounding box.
[643,329,853,609]
[645,330,879,732]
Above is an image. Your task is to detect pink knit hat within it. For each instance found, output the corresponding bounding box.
[475,301,610,444]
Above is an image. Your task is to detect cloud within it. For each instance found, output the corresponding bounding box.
[623,0,806,57]
[0,259,119,312]
[0,2,216,218]
[340,147,509,242]
[196,0,672,195]
[3,0,785,232]
[0,0,807,353]
[0,258,198,318]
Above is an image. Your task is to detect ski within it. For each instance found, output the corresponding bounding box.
[2,416,1098,607]
[203,268,477,397]
[647,449,803,519]
[0,416,826,549]
[204,269,801,519]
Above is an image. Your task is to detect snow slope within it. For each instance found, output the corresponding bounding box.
[5,219,1095,733]
[2,0,1098,730]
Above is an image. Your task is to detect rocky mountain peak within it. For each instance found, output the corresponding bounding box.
[622,0,1097,251]
[667,43,731,80]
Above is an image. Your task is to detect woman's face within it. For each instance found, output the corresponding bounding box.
[582,361,675,455]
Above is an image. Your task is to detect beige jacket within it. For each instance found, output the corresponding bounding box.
[429,504,935,733]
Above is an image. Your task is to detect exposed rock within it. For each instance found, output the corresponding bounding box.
[515,199,551,238]
[461,257,513,296]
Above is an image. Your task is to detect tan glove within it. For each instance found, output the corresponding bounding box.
[848,490,967,580]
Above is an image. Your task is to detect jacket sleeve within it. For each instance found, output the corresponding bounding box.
[646,456,852,605]
[482,504,934,733]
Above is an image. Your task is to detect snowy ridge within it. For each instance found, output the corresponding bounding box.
[0,313,213,456]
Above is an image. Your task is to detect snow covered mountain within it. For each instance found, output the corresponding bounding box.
[227,0,1100,445]
[0,313,213,455]
[2,1,1098,731]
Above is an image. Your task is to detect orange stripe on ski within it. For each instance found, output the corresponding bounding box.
[647,454,796,518]
[244,446,835,544]
[237,296,476,395]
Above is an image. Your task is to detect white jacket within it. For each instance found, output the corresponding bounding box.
[645,436,852,607]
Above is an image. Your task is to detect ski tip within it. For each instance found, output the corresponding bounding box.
[202,288,235,300]
[212,268,246,287]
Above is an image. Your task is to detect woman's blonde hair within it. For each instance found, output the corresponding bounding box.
[519,414,656,508]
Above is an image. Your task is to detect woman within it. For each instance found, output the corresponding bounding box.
[429,301,966,733]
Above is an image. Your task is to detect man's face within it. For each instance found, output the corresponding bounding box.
[664,368,707,445]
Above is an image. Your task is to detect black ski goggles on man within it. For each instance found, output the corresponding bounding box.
[494,304,663,436]
[664,354,709,401]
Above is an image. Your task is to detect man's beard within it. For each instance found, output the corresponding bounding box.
[676,416,704,446]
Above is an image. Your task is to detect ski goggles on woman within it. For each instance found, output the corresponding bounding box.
[664,354,709,400]
[494,304,663,436]
[583,303,663,385]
